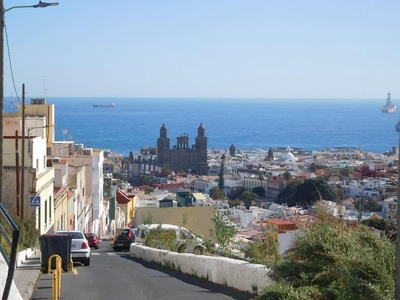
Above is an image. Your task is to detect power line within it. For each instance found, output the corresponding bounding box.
[4,21,20,104]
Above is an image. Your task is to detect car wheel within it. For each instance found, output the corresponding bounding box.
[193,246,203,255]
[84,257,90,266]
[95,245,99,249]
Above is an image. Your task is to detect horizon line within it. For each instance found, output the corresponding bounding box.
[7,96,391,100]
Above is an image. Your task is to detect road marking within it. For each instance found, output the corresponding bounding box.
[91,253,100,255]
[107,252,117,255]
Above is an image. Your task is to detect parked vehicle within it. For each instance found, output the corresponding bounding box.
[84,232,100,249]
[54,230,91,266]
[135,224,204,254]
[109,228,124,246]
[113,228,137,252]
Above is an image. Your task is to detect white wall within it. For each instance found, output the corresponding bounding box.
[130,244,271,295]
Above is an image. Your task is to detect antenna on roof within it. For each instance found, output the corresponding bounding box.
[41,79,51,98]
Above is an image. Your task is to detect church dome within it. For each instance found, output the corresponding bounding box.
[279,146,296,161]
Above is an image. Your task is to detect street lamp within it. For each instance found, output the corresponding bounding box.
[4,1,59,13]
[0,1,59,211]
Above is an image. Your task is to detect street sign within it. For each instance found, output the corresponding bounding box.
[29,196,41,207]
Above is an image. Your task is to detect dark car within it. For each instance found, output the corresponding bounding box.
[85,232,100,249]
[113,228,136,251]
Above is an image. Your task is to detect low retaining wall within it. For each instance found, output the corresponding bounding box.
[16,248,37,267]
[0,254,23,300]
[130,243,271,294]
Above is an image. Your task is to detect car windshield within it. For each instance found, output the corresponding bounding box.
[120,229,130,236]
[85,233,95,238]
[57,231,84,240]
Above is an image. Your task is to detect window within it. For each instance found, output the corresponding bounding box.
[49,196,52,219]
[180,230,192,240]
[45,200,47,224]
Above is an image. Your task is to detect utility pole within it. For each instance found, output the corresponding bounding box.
[395,120,400,298]
[15,131,20,216]
[21,84,26,219]
[0,0,4,203]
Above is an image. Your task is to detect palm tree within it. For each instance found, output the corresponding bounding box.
[258,171,265,188]
[282,171,292,181]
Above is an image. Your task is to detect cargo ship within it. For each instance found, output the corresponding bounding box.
[93,103,116,108]
[382,93,395,113]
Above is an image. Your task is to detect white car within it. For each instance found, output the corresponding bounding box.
[135,224,204,254]
[54,230,91,266]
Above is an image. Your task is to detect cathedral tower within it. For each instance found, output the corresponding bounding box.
[157,124,170,165]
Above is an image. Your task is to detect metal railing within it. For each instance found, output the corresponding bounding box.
[0,203,20,300]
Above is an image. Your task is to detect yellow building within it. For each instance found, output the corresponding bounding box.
[265,219,297,240]
[17,98,55,155]
[134,206,215,241]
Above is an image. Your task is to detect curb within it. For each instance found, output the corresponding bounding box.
[20,271,41,300]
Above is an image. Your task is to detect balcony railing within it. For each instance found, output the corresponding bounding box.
[0,203,20,300]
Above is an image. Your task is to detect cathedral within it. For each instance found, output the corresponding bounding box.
[157,123,208,175]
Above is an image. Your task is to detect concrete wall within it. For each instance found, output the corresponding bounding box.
[135,206,215,241]
[130,244,271,295]
[0,255,23,300]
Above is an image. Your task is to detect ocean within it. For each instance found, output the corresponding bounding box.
[5,97,399,156]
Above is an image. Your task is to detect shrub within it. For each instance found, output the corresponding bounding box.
[258,202,395,300]
[0,214,38,258]
[144,225,188,253]
[243,231,282,267]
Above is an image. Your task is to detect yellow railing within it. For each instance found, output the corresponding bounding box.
[47,254,62,300]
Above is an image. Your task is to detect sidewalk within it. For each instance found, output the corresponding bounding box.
[13,250,42,300]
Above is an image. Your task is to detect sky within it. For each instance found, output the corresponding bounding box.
[3,0,400,99]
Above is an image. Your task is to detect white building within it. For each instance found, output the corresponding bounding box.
[3,115,54,235]
[381,198,397,223]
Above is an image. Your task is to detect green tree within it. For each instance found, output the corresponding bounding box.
[218,154,226,190]
[210,209,236,255]
[113,172,126,183]
[160,165,171,177]
[309,162,317,172]
[282,171,292,181]
[295,178,330,205]
[277,180,302,206]
[228,198,241,208]
[142,212,153,225]
[258,171,265,187]
[144,187,154,194]
[257,203,395,300]
[240,191,258,209]
[361,217,396,241]
[209,186,225,199]
[243,232,282,267]
[340,168,351,177]
[331,184,343,201]
[137,174,154,186]
[228,186,245,200]
[252,186,266,197]
[355,198,382,212]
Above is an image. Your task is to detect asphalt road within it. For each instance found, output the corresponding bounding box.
[31,242,254,300]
